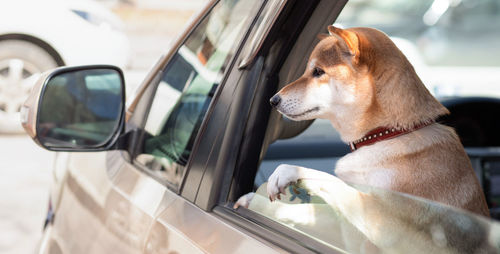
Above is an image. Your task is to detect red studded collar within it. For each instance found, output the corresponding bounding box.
[349,121,433,152]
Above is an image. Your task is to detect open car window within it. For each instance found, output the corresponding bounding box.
[243,0,500,252]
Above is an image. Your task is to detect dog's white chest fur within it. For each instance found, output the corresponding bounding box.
[334,125,446,189]
[335,166,396,189]
[335,142,396,189]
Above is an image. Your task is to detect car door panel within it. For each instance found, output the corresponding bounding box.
[43,151,171,253]
[147,198,282,254]
[45,146,280,253]
[42,152,146,253]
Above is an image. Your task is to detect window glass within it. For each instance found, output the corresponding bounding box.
[136,0,263,189]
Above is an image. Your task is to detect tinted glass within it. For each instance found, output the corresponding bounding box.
[38,68,123,148]
[135,0,263,189]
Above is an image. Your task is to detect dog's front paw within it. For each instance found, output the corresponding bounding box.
[233,192,255,209]
[267,164,300,201]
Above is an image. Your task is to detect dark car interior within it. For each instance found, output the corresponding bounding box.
[439,97,500,218]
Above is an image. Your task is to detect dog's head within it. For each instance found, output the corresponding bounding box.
[271,26,448,142]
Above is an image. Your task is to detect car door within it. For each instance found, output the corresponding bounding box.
[174,0,359,253]
[123,0,290,253]
[40,1,270,253]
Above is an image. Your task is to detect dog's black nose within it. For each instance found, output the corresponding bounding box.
[270,95,281,107]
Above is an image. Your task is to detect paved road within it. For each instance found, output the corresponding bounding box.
[0,134,54,254]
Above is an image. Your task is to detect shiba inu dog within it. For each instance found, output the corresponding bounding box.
[235,26,490,252]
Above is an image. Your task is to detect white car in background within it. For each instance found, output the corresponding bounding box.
[0,0,130,133]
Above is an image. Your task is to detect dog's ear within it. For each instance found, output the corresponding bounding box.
[317,33,329,40]
[327,25,359,57]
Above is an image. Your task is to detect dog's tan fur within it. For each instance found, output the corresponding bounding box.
[270,26,489,217]
[279,26,448,141]
[235,26,489,253]
[235,26,491,252]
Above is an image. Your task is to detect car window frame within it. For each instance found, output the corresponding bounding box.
[218,0,347,206]
[196,0,351,252]
[128,0,268,194]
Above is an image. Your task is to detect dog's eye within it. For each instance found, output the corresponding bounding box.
[312,67,325,78]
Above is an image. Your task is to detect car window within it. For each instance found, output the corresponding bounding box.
[135,0,262,189]
[249,0,500,251]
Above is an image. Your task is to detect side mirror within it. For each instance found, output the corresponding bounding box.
[21,65,125,151]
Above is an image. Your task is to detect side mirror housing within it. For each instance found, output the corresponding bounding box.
[21,65,125,151]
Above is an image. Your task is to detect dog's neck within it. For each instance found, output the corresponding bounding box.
[326,107,385,143]
[327,72,447,143]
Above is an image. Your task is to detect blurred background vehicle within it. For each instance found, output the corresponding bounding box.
[0,0,130,133]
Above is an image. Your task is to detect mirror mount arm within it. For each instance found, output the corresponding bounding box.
[114,129,141,153]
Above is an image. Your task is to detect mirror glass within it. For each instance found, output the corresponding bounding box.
[37,68,123,149]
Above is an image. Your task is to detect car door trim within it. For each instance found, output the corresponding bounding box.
[238,0,288,69]
[213,205,344,253]
[180,0,269,202]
